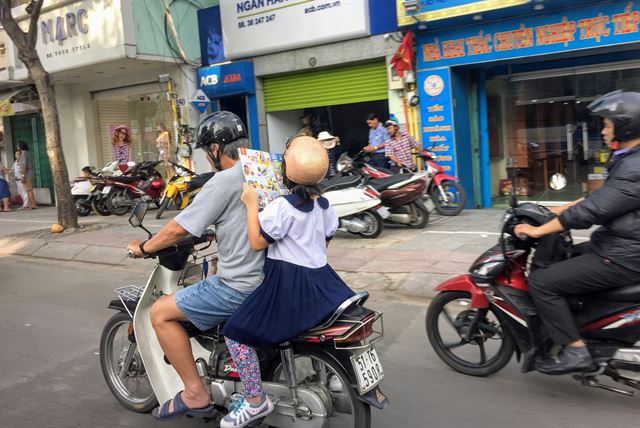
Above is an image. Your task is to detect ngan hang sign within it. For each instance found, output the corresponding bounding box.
[418,1,640,68]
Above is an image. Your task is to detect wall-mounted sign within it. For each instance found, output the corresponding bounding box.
[418,68,457,175]
[190,90,211,113]
[219,0,369,59]
[417,1,640,69]
[197,61,256,99]
[397,0,528,27]
[0,99,15,117]
[198,5,225,66]
[14,0,125,77]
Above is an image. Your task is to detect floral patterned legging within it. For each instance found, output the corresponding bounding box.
[225,338,264,398]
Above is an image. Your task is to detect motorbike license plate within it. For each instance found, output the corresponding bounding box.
[350,346,384,395]
[376,206,390,219]
[102,186,112,194]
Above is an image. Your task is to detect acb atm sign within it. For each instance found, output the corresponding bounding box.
[197,61,256,98]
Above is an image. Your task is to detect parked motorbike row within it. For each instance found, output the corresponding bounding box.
[71,161,214,217]
[319,149,466,238]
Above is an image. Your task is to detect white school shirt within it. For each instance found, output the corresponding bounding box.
[259,195,339,269]
[13,161,23,180]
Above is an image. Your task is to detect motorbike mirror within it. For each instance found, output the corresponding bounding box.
[549,173,567,191]
[129,202,149,228]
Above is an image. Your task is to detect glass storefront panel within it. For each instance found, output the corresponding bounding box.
[487,66,640,203]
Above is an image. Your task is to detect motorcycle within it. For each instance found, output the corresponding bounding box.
[99,203,388,426]
[320,174,388,238]
[104,161,164,216]
[71,162,124,217]
[336,152,430,229]
[425,174,640,396]
[417,149,466,216]
[156,162,215,219]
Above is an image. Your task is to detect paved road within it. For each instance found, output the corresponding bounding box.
[0,257,637,428]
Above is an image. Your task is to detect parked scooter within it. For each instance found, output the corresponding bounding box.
[417,149,466,216]
[104,161,164,216]
[156,162,215,219]
[99,203,388,426]
[425,174,640,396]
[71,162,123,216]
[336,152,430,228]
[320,174,388,238]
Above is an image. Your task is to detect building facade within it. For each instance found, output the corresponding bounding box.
[0,0,211,203]
[400,0,640,208]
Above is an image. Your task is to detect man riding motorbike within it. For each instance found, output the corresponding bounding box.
[125,111,265,420]
[515,91,640,375]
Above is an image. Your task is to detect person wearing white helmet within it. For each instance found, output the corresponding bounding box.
[219,136,356,428]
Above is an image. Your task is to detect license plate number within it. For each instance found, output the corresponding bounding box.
[351,347,384,395]
[376,206,390,219]
[102,186,112,194]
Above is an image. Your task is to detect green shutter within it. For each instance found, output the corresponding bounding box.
[263,62,388,112]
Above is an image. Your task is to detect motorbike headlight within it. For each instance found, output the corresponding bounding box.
[471,261,505,281]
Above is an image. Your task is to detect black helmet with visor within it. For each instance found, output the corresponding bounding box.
[587,90,640,143]
[195,111,247,170]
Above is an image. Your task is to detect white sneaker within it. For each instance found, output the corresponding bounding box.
[220,395,275,428]
[328,374,343,392]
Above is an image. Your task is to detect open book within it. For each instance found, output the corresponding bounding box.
[238,148,288,210]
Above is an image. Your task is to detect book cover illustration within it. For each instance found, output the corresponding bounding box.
[238,148,288,210]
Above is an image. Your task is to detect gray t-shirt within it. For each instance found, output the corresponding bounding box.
[19,151,34,178]
[175,162,264,293]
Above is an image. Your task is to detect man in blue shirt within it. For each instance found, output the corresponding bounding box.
[363,113,389,168]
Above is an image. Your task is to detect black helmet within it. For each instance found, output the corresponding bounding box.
[195,111,247,149]
[588,90,640,142]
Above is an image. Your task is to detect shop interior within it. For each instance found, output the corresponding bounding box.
[266,99,389,155]
[487,66,640,204]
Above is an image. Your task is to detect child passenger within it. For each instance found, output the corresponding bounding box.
[219,136,355,428]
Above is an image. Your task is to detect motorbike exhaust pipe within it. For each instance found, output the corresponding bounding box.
[388,213,412,224]
[339,218,367,233]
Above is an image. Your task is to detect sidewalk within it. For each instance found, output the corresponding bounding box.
[0,207,591,300]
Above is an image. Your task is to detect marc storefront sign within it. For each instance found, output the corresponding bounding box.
[13,0,126,77]
[220,0,370,59]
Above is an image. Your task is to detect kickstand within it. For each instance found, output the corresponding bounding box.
[573,374,635,397]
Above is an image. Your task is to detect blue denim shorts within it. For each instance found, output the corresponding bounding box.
[174,275,250,331]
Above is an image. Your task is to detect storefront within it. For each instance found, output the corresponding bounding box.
[408,0,640,207]
[212,0,400,153]
[197,61,260,150]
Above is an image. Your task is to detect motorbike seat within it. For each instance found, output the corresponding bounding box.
[592,283,640,303]
[368,174,415,192]
[308,291,370,332]
[318,175,362,193]
[110,176,139,184]
[187,172,215,191]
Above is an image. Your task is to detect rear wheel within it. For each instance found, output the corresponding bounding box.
[91,196,111,216]
[74,196,91,217]
[267,350,371,428]
[408,202,429,229]
[100,312,157,413]
[356,210,383,239]
[106,189,132,216]
[431,181,466,216]
[426,291,514,376]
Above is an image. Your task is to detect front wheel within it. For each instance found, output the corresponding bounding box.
[355,210,383,239]
[426,291,514,377]
[155,197,171,219]
[430,181,466,216]
[267,350,371,428]
[100,312,157,412]
[91,196,111,216]
[407,202,429,229]
[106,189,132,216]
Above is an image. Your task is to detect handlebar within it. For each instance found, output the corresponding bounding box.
[132,230,215,259]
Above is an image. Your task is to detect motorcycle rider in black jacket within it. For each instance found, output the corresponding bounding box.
[515,91,640,375]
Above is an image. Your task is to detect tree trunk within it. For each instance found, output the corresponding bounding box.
[27,58,79,229]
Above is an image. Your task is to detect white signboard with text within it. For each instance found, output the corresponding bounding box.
[13,0,126,77]
[220,0,370,59]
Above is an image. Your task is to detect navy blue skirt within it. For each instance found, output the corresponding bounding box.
[223,258,355,347]
[0,178,10,200]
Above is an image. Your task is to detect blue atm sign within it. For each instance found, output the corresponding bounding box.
[197,61,256,99]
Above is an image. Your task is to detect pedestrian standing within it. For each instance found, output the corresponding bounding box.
[363,113,390,168]
[317,131,341,178]
[13,150,28,208]
[0,160,11,212]
[17,141,36,209]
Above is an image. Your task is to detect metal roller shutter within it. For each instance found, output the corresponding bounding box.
[263,61,388,112]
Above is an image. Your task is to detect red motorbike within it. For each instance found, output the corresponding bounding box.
[425,184,640,396]
[417,149,466,216]
[103,161,164,216]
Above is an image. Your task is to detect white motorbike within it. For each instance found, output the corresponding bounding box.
[99,203,388,427]
[71,162,124,216]
[320,176,388,239]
